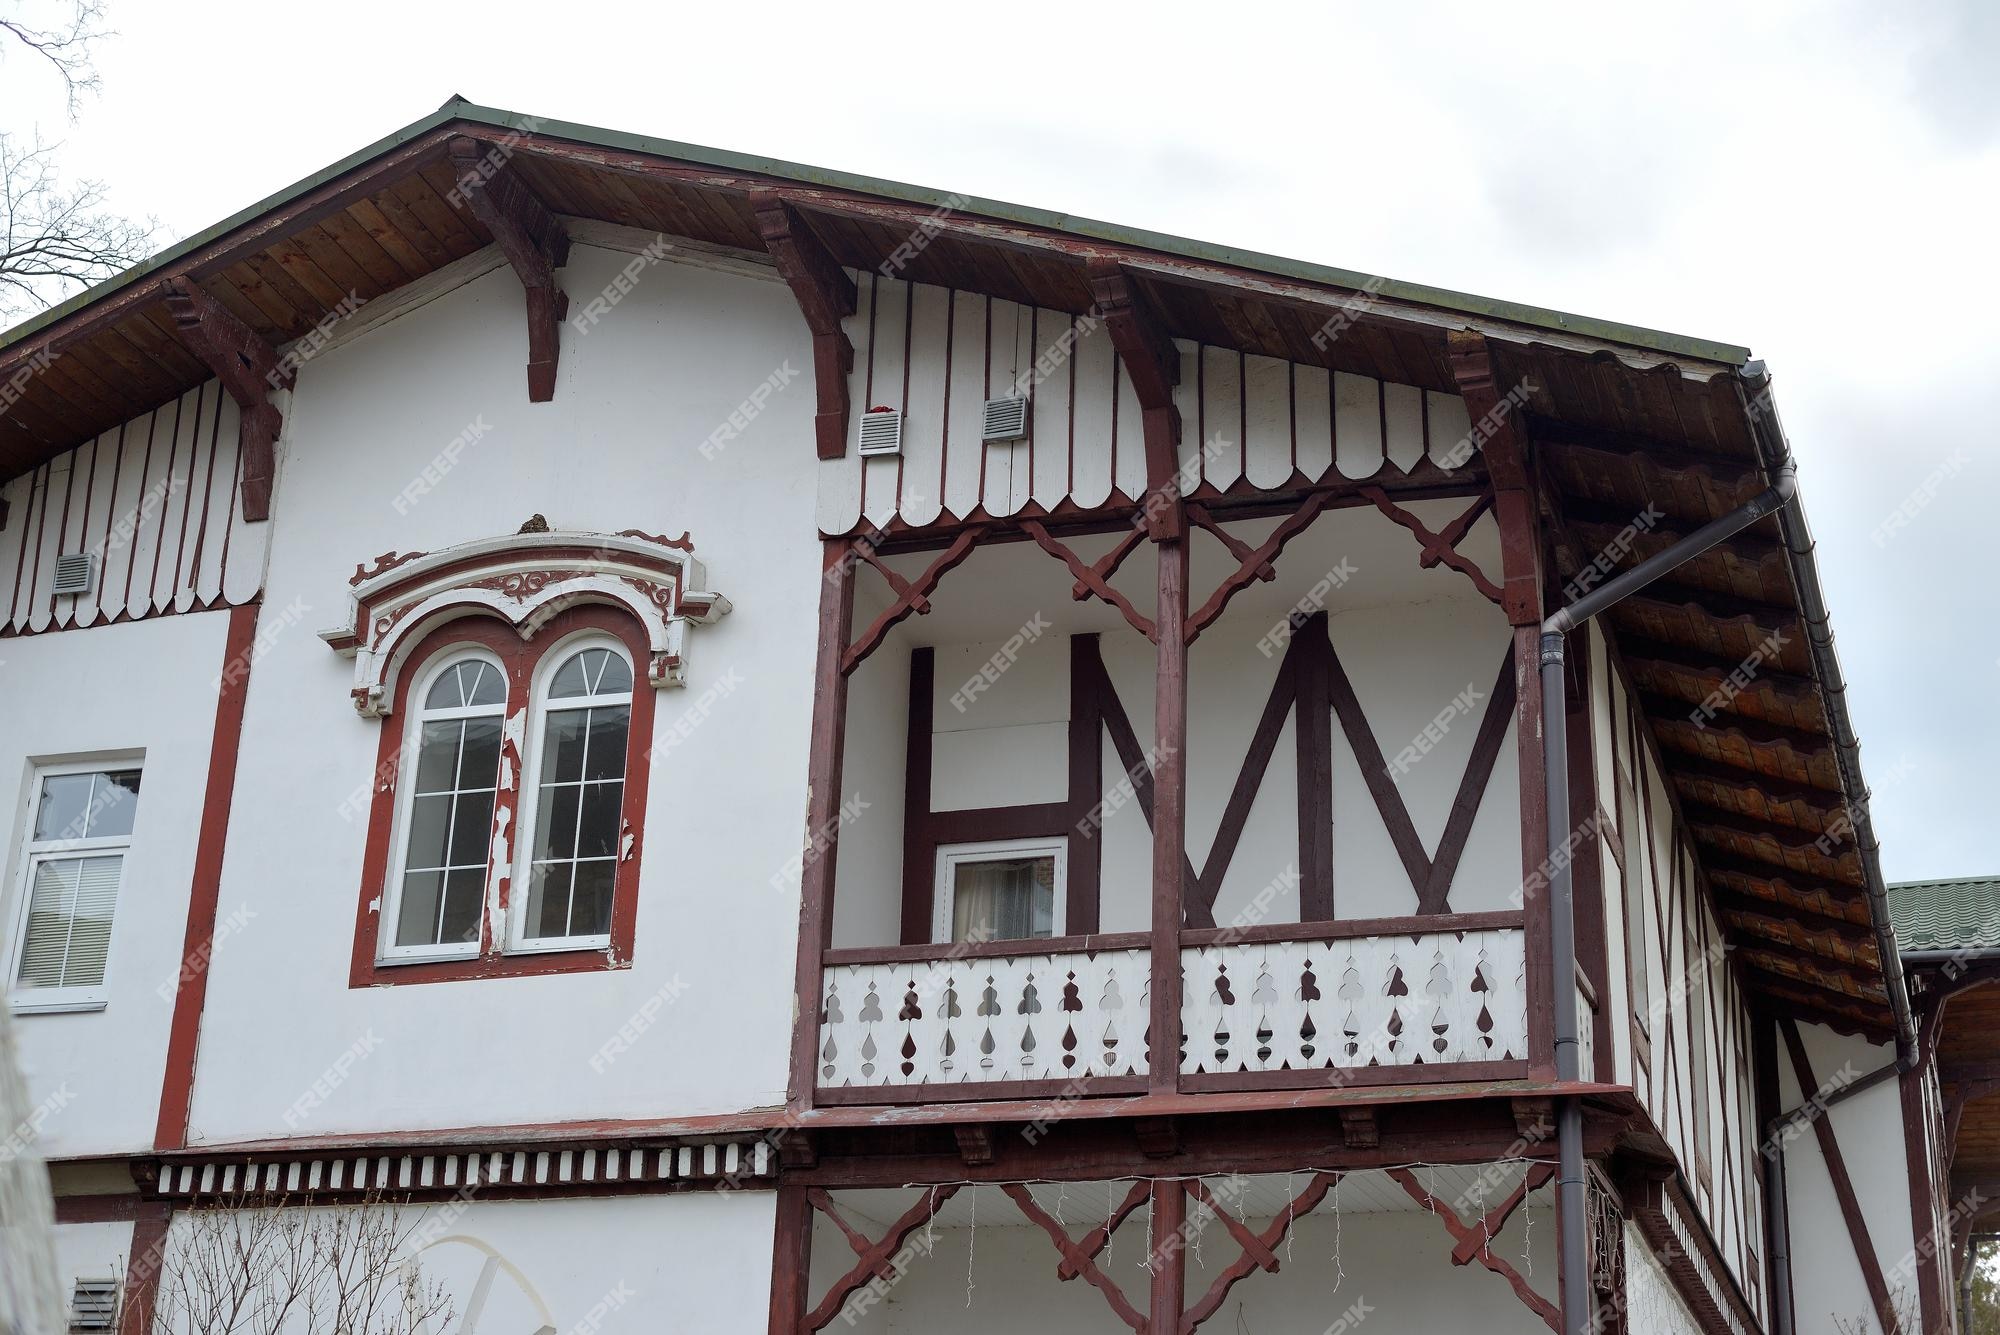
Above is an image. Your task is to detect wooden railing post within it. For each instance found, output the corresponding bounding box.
[788,539,856,1112]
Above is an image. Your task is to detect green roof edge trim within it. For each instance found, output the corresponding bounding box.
[0,97,1755,368]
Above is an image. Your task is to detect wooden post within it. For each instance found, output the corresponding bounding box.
[1150,1178,1187,1332]
[768,1185,814,1335]
[789,540,856,1111]
[1294,612,1334,921]
[1150,532,1189,1094]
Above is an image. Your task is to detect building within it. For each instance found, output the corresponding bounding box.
[0,98,1958,1333]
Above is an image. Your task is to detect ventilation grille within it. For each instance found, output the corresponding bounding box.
[981,396,1030,442]
[857,409,903,457]
[69,1279,119,1332]
[52,551,94,596]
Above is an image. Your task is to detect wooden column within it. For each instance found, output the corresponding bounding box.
[1150,533,1189,1094]
[1294,612,1335,921]
[1149,1178,1187,1331]
[788,541,856,1111]
[768,1185,814,1335]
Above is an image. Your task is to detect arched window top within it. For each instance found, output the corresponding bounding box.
[547,646,632,701]
[425,656,507,711]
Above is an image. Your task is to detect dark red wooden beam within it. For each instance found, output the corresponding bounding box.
[1088,260,1183,540]
[753,194,857,461]
[160,280,290,521]
[448,135,570,402]
[1530,414,1762,489]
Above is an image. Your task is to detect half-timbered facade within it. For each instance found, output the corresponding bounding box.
[0,100,1951,1334]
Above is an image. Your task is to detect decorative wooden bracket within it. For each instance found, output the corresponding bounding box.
[1339,1106,1380,1148]
[1360,485,1504,606]
[755,193,858,460]
[1019,518,1156,641]
[160,279,289,522]
[448,136,569,402]
[1184,489,1336,643]
[840,525,986,673]
[1390,1164,1560,1331]
[803,1185,959,1331]
[1180,1172,1341,1332]
[1446,331,1539,625]
[1088,260,1183,541]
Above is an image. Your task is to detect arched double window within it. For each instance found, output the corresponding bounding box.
[357,607,654,984]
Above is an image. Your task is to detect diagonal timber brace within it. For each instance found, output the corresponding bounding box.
[448,136,569,402]
[1088,259,1184,541]
[160,279,289,522]
[754,193,858,461]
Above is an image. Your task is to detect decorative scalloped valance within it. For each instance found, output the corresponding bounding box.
[319,528,730,716]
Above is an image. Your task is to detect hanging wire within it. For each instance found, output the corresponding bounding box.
[926,1183,938,1252]
[965,1184,977,1308]
[1106,1179,1117,1266]
[1284,1171,1297,1264]
[1054,1179,1067,1233]
[1330,1173,1345,1297]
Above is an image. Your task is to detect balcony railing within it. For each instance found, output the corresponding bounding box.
[816,911,1529,1103]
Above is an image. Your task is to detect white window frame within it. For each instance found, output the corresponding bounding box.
[377,648,507,965]
[507,634,634,955]
[7,756,144,1014]
[931,836,1067,945]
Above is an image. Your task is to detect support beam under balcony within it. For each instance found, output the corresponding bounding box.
[1150,528,1189,1095]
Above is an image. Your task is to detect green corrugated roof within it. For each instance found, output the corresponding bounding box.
[1889,876,2000,952]
[0,97,1755,367]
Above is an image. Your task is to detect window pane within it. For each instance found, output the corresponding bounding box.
[395,870,444,946]
[449,793,494,866]
[440,869,484,944]
[404,794,453,871]
[425,667,466,710]
[570,860,615,937]
[33,774,93,842]
[541,710,588,783]
[950,855,1056,943]
[548,653,591,700]
[413,721,463,793]
[594,653,632,694]
[87,772,142,839]
[583,705,630,782]
[461,660,505,707]
[527,863,573,939]
[459,717,503,788]
[17,858,81,988]
[534,787,579,860]
[576,782,622,858]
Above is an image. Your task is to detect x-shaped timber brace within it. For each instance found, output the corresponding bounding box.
[1389,1163,1561,1331]
[160,278,291,522]
[447,135,570,402]
[793,1174,1364,1334]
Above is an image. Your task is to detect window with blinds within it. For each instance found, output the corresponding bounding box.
[9,764,140,1010]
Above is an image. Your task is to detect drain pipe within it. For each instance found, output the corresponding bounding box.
[1542,444,1798,1335]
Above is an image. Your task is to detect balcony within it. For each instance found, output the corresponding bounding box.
[815,911,1530,1102]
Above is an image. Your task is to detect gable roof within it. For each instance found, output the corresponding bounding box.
[0,96,1906,1042]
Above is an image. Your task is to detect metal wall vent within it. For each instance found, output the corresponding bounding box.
[69,1279,119,1332]
[52,551,95,596]
[981,395,1030,442]
[857,409,904,457]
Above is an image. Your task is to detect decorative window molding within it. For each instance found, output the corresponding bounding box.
[321,528,729,717]
[346,605,658,987]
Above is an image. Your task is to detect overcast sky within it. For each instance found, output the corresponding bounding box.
[3,1,1993,881]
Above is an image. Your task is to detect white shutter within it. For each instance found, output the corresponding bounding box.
[15,854,121,991]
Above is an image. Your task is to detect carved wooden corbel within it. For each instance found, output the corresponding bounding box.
[160,278,290,522]
[448,135,569,402]
[752,193,857,461]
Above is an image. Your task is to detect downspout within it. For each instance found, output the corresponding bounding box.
[1541,414,1798,1335]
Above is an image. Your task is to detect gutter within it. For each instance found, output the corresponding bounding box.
[1540,426,1799,1335]
[1735,361,1918,1070]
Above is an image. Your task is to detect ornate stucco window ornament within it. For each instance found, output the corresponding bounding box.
[319,525,730,718]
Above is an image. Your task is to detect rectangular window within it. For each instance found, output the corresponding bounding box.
[9,763,141,1012]
[933,838,1065,944]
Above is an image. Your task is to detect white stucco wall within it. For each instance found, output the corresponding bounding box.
[180,245,825,1142]
[0,610,232,1157]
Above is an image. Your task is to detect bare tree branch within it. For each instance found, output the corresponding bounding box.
[0,0,109,119]
[0,131,157,318]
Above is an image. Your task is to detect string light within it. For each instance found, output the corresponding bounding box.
[965,1184,976,1308]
